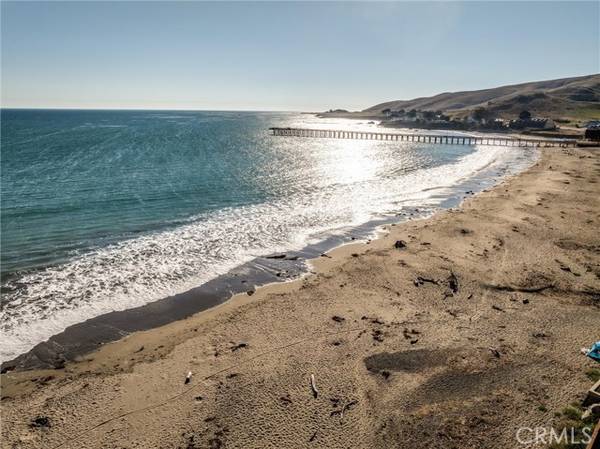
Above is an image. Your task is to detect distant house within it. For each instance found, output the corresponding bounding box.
[509,117,556,130]
[403,113,419,122]
[534,118,556,130]
[585,120,600,129]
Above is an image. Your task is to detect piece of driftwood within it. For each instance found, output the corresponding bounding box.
[341,400,358,418]
[310,374,318,398]
[330,400,359,418]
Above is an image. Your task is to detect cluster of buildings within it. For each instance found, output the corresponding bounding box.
[504,117,556,130]
[382,108,556,131]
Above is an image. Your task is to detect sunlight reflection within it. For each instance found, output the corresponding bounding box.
[317,138,380,186]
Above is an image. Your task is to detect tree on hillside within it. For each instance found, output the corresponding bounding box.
[422,110,436,121]
[519,110,532,120]
[406,109,417,118]
[382,108,391,115]
[472,107,489,122]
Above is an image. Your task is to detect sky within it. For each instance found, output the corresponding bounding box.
[1,1,599,111]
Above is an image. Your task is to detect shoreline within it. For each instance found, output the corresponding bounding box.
[1,145,536,371]
[2,146,599,449]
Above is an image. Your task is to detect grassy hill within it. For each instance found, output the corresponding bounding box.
[323,74,600,124]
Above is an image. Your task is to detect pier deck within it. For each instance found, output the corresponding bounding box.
[269,127,576,147]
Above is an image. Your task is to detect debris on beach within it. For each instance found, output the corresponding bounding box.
[310,374,319,398]
[263,252,300,261]
[185,371,193,384]
[265,253,286,259]
[489,347,501,358]
[330,400,359,418]
[372,329,384,342]
[532,332,549,339]
[403,328,420,340]
[230,342,248,352]
[0,365,15,374]
[331,315,345,323]
[446,309,459,318]
[246,289,255,296]
[447,271,459,293]
[341,400,359,417]
[394,240,407,249]
[52,357,66,370]
[414,276,438,287]
[30,416,51,429]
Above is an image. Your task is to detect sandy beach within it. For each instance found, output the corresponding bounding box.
[2,146,599,448]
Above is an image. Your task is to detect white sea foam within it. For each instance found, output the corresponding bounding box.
[0,141,536,362]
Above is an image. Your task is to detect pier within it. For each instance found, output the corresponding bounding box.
[269,127,576,147]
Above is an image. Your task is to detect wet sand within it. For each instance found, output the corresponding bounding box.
[2,147,599,449]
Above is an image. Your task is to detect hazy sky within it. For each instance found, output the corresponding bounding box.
[1,1,598,111]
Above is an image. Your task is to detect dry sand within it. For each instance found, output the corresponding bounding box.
[2,147,599,449]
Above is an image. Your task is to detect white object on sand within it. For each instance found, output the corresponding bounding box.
[310,374,318,398]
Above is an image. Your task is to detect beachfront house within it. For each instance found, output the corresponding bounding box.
[509,117,556,130]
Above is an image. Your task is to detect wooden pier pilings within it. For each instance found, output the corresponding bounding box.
[269,127,576,148]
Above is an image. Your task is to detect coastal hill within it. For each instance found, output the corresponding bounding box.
[322,74,600,123]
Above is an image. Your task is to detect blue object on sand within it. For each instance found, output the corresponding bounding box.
[587,341,600,362]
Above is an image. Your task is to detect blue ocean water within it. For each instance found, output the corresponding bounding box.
[0,109,535,360]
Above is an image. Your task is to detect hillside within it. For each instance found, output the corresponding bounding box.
[323,74,600,123]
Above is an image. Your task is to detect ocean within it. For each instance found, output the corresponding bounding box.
[0,109,536,362]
